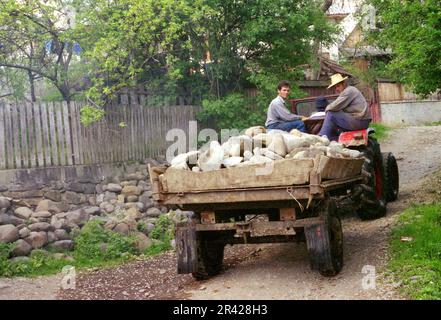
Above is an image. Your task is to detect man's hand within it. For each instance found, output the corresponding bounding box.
[301,116,309,121]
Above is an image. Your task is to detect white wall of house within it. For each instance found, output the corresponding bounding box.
[381,101,441,126]
[323,0,364,61]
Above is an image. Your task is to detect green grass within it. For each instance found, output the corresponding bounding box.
[0,217,175,278]
[370,123,390,141]
[424,121,441,126]
[388,203,441,300]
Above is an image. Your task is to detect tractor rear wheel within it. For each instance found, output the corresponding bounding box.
[357,138,387,220]
[382,152,399,202]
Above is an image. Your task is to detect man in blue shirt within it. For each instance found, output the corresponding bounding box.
[265,80,306,132]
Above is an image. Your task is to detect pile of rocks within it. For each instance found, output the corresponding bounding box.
[0,159,190,259]
[0,197,75,258]
[170,126,362,172]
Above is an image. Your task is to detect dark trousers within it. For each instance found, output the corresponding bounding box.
[319,111,370,141]
[267,119,306,133]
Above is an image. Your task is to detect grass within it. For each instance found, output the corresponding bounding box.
[370,123,390,141]
[0,216,175,278]
[387,202,441,300]
[424,121,441,126]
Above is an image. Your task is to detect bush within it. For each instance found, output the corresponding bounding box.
[198,93,266,131]
[149,215,174,243]
[73,220,138,261]
[370,123,390,141]
[0,219,176,278]
[0,243,12,276]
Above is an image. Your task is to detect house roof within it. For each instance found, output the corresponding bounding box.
[318,56,353,79]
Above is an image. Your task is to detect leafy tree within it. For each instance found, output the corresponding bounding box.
[195,0,336,129]
[0,0,85,103]
[368,0,441,96]
[0,67,28,101]
[74,0,197,111]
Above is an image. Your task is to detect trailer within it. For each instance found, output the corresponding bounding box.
[149,154,366,278]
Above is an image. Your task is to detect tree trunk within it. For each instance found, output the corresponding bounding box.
[322,0,333,12]
[28,70,36,102]
[57,83,71,103]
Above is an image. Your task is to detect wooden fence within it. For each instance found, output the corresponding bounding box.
[0,100,202,170]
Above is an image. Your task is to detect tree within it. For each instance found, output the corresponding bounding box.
[368,0,441,95]
[74,0,197,110]
[195,0,337,129]
[70,0,337,126]
[0,0,83,102]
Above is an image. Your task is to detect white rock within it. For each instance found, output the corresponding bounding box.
[249,155,273,164]
[260,148,283,160]
[267,133,287,157]
[244,126,266,137]
[171,161,189,170]
[197,141,224,172]
[282,134,308,152]
[222,157,243,168]
[171,153,189,166]
[243,150,253,161]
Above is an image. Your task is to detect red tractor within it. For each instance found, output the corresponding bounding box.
[289,95,399,219]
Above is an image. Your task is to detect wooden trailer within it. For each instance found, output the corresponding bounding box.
[149,155,364,278]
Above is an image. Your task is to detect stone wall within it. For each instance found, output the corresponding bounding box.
[0,157,189,259]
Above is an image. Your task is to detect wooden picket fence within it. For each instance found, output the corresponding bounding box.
[0,99,202,170]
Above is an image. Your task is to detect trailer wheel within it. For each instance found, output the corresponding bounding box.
[382,152,399,202]
[305,199,343,277]
[357,138,387,220]
[192,233,225,280]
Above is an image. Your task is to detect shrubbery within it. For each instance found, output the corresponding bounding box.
[0,215,176,277]
[73,220,138,261]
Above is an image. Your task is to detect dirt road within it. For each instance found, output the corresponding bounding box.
[188,126,441,300]
[2,126,441,300]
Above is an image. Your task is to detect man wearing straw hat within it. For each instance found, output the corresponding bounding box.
[319,74,372,141]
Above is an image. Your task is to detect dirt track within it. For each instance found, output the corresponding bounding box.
[2,125,441,300]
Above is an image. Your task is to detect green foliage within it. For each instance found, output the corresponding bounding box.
[0,68,28,101]
[75,0,335,121]
[369,123,390,141]
[137,220,147,233]
[425,121,441,127]
[0,0,87,102]
[80,106,105,126]
[199,93,265,130]
[73,220,138,261]
[341,58,390,88]
[367,0,441,96]
[75,0,195,108]
[149,214,174,242]
[0,243,69,277]
[388,203,441,299]
[144,241,172,256]
[1,0,336,121]
[0,243,12,276]
[0,219,176,277]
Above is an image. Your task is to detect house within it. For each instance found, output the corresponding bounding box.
[305,0,441,125]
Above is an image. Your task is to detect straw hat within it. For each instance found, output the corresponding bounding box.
[327,73,349,89]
